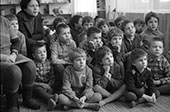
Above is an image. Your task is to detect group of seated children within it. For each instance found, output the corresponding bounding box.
[3,10,170,111]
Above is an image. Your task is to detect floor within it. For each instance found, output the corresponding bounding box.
[3,95,169,112]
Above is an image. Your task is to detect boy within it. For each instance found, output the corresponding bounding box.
[5,14,27,56]
[32,43,58,111]
[107,27,125,77]
[93,46,126,107]
[78,16,94,45]
[133,18,145,34]
[79,27,103,68]
[140,11,164,52]
[114,16,126,29]
[50,23,77,93]
[148,37,170,95]
[58,48,102,111]
[125,48,159,108]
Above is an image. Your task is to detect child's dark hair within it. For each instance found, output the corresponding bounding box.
[69,15,83,28]
[32,43,46,54]
[97,20,109,29]
[5,14,18,21]
[95,46,112,63]
[56,23,70,34]
[114,16,126,27]
[150,37,164,47]
[121,19,132,32]
[82,16,94,26]
[134,18,145,26]
[53,16,66,30]
[107,27,123,41]
[145,11,159,24]
[130,48,147,63]
[87,26,101,37]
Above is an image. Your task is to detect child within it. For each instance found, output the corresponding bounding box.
[94,16,104,27]
[5,14,27,56]
[133,18,145,34]
[140,11,164,52]
[58,48,102,111]
[32,43,58,111]
[121,19,142,54]
[97,20,110,44]
[114,15,126,29]
[50,23,77,93]
[125,48,160,108]
[107,27,125,77]
[79,27,103,68]
[148,37,170,95]
[78,16,94,45]
[93,46,126,107]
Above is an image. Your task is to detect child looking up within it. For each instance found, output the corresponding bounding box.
[58,48,102,111]
[50,23,77,93]
[148,37,170,95]
[93,46,126,107]
[32,43,58,111]
[125,48,159,108]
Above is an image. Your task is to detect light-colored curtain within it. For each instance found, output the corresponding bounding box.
[73,0,97,17]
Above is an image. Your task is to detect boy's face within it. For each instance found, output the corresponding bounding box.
[10,20,19,31]
[89,32,102,43]
[147,17,158,31]
[83,22,94,31]
[150,41,163,57]
[135,23,145,33]
[117,20,124,29]
[73,56,86,71]
[99,24,109,34]
[124,22,136,37]
[58,27,71,44]
[110,35,123,47]
[95,18,103,26]
[133,55,147,71]
[101,52,114,66]
[33,46,47,62]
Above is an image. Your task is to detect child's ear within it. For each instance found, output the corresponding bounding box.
[32,53,35,59]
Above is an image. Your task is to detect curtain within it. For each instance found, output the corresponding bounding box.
[73,0,97,17]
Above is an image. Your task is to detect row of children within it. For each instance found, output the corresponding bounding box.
[1,2,170,111]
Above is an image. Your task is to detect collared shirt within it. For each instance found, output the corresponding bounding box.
[50,39,76,64]
[34,59,55,86]
[148,55,170,84]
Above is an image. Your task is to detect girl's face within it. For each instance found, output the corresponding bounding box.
[147,17,158,31]
[83,22,94,31]
[133,55,147,72]
[73,56,86,71]
[89,32,102,43]
[75,17,83,29]
[99,24,109,34]
[124,22,136,37]
[24,0,40,16]
[101,52,114,66]
[10,20,19,31]
[58,27,72,44]
[33,46,47,62]
[150,41,163,57]
[135,23,145,33]
[110,35,123,47]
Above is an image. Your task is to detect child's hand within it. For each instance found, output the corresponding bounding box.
[79,96,86,105]
[151,93,157,103]
[99,100,106,106]
[142,94,153,103]
[7,53,17,63]
[73,96,80,103]
[103,65,110,73]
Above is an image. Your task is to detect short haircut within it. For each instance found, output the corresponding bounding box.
[32,43,46,54]
[20,0,40,10]
[150,37,164,47]
[56,23,70,34]
[134,18,145,25]
[53,17,66,29]
[95,46,112,63]
[87,26,101,37]
[121,19,132,32]
[114,16,126,27]
[82,16,94,25]
[5,14,18,21]
[69,15,82,27]
[69,48,86,62]
[107,27,123,41]
[97,20,109,28]
[94,16,102,21]
[145,11,159,24]
[130,48,147,63]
